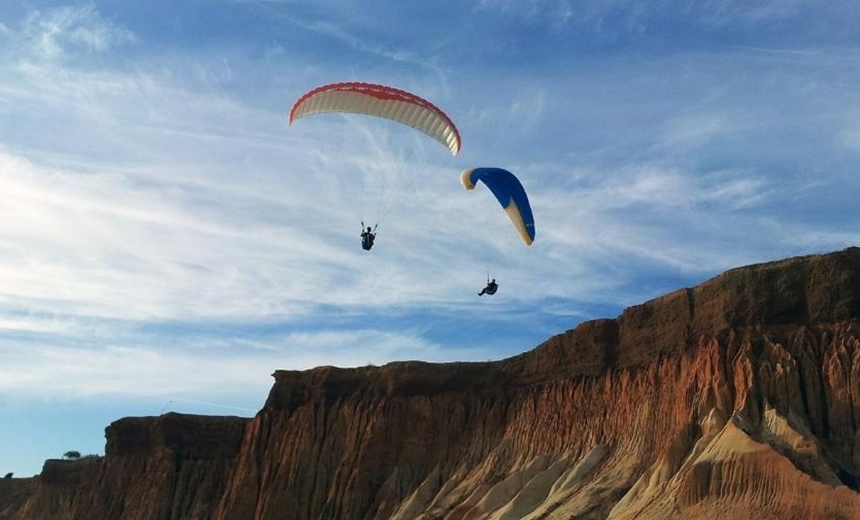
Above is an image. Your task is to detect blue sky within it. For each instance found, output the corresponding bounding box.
[1,0,859,477]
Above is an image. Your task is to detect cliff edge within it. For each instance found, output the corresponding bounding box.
[3,248,860,519]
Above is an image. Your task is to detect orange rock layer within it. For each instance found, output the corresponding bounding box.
[3,248,860,519]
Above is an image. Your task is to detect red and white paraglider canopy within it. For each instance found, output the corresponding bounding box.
[289,82,461,156]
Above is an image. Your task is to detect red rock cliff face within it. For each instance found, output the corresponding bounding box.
[4,248,860,520]
[216,248,860,520]
[2,414,249,520]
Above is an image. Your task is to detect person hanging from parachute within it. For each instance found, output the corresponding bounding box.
[478,278,498,296]
[462,167,535,296]
[289,82,462,248]
[360,222,377,251]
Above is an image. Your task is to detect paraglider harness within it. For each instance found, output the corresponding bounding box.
[361,222,377,251]
[479,277,498,296]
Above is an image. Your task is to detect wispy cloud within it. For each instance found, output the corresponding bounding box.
[0,0,857,408]
[688,0,824,28]
[2,0,859,480]
[841,116,860,153]
[474,0,573,31]
[0,323,475,400]
[247,3,449,78]
[17,3,134,60]
[657,111,744,150]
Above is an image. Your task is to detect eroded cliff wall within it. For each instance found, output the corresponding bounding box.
[217,248,860,519]
[2,414,248,520]
[4,248,860,520]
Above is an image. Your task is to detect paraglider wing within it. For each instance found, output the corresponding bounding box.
[461,167,535,246]
[289,82,461,156]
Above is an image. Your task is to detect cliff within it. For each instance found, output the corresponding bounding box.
[1,414,249,520]
[3,247,860,519]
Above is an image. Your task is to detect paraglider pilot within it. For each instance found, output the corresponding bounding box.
[478,278,498,296]
[361,222,377,251]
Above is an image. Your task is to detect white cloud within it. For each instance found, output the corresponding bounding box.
[697,170,770,210]
[0,313,90,337]
[0,325,472,400]
[841,116,860,153]
[0,0,857,409]
[19,4,134,60]
[474,0,572,31]
[0,341,273,398]
[657,111,741,150]
[256,7,447,77]
[0,147,323,320]
[548,162,769,215]
[1,0,858,482]
[696,0,807,28]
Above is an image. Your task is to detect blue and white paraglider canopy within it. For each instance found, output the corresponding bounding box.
[461,167,535,246]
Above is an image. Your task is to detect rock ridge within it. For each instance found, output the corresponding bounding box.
[3,247,860,519]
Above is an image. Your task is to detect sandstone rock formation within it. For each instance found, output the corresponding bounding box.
[1,414,248,520]
[3,247,860,519]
